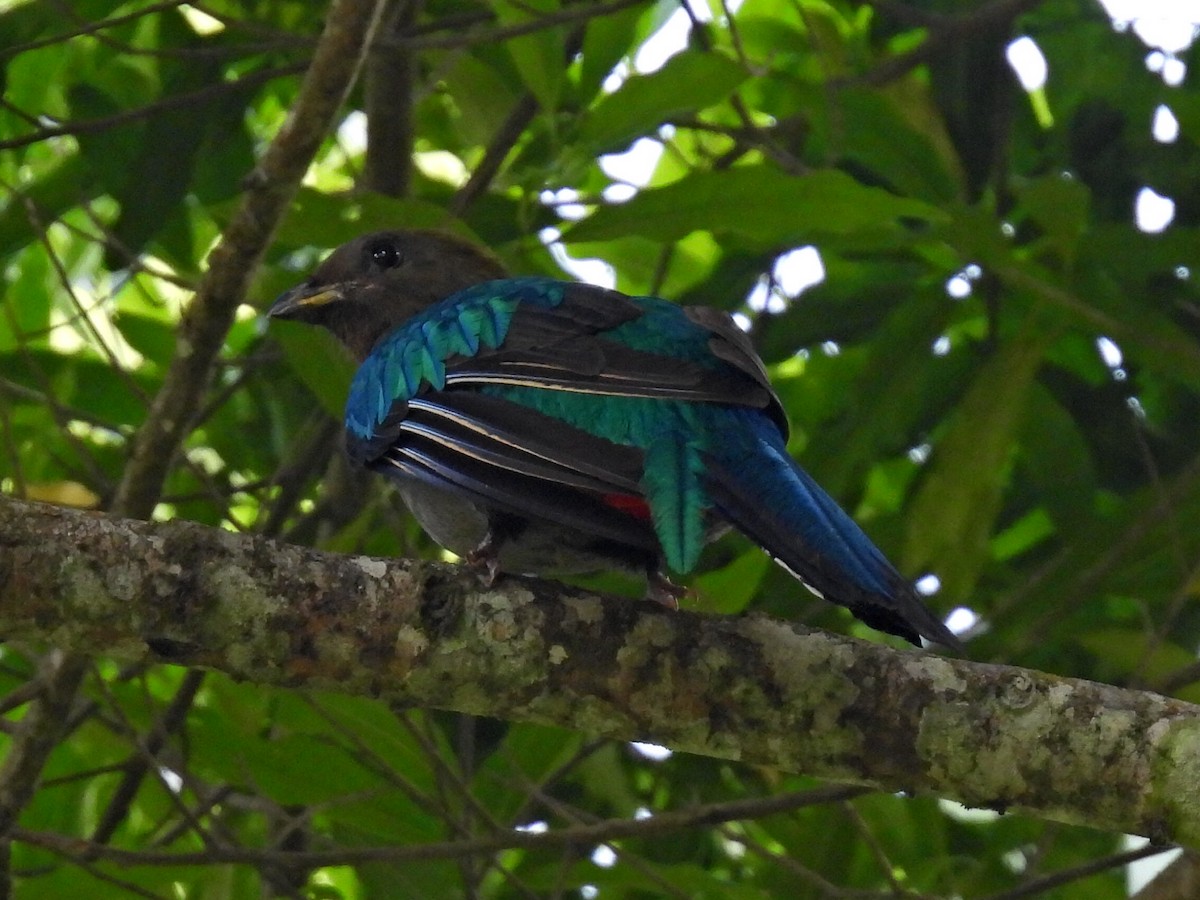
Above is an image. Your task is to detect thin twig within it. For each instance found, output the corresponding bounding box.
[45,0,296,60]
[387,0,648,50]
[0,64,306,152]
[11,784,874,868]
[450,94,539,217]
[982,842,1174,900]
[90,670,207,844]
[0,0,189,60]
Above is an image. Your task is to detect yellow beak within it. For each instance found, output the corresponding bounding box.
[267,284,343,319]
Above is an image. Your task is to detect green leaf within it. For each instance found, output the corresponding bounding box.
[838,85,964,202]
[903,328,1052,600]
[1016,173,1091,265]
[1078,629,1200,700]
[273,189,463,250]
[495,0,565,112]
[0,160,96,262]
[226,733,382,805]
[989,508,1055,562]
[577,1,647,102]
[67,81,147,201]
[473,723,584,822]
[270,320,356,418]
[1017,382,1096,531]
[112,311,175,368]
[0,2,57,58]
[0,348,153,428]
[441,54,521,145]
[693,545,770,613]
[568,167,946,245]
[0,246,52,353]
[581,50,748,155]
[104,18,221,265]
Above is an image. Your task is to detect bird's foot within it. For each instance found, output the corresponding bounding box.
[646,572,687,611]
[465,536,502,587]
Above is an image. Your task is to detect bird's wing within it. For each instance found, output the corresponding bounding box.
[443,282,782,423]
[368,390,661,553]
[345,277,775,556]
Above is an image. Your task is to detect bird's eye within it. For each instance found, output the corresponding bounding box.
[368,240,402,270]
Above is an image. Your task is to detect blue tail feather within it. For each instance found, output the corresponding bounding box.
[706,411,890,592]
[703,409,959,648]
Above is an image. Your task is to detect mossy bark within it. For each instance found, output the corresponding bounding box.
[2,496,1198,847]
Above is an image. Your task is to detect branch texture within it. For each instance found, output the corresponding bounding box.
[2,497,1199,848]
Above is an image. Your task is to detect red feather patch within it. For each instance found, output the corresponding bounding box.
[602,493,652,520]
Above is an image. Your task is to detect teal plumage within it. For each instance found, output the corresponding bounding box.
[643,432,708,573]
[270,230,960,649]
[345,278,561,439]
[341,279,745,573]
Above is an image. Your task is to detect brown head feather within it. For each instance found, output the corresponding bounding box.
[269,230,507,361]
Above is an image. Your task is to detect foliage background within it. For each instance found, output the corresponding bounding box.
[2,0,1200,896]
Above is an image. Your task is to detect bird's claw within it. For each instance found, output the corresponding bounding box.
[465,537,501,587]
[646,572,688,611]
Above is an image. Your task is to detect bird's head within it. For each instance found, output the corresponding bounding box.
[268,229,508,360]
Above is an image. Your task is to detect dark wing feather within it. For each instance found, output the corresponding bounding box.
[348,279,780,563]
[684,305,788,435]
[448,283,779,411]
[401,394,643,494]
[447,339,765,402]
[350,384,658,551]
[372,409,659,552]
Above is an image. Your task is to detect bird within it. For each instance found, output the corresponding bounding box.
[269,229,960,649]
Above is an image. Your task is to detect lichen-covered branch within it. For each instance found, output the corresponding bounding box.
[3,496,1199,848]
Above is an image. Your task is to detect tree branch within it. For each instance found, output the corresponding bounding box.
[363,0,421,198]
[0,0,387,875]
[111,0,387,520]
[840,0,1046,88]
[3,496,1200,848]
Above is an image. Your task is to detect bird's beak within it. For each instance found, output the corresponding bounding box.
[268,283,343,319]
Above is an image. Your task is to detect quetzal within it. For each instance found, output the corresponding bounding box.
[269,230,959,649]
